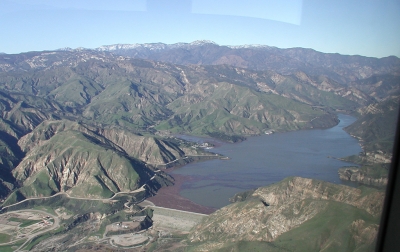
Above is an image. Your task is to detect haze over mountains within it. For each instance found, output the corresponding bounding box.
[0,41,398,251]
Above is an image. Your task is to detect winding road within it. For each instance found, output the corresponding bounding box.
[0,209,60,251]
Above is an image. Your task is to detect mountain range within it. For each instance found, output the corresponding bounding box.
[0,41,399,251]
[0,41,398,200]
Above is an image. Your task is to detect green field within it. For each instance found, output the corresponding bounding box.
[0,233,11,243]
[0,239,26,252]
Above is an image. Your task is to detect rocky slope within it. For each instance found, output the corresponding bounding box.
[338,165,389,188]
[0,50,348,137]
[96,128,199,166]
[1,118,211,203]
[337,96,399,186]
[0,43,398,205]
[156,81,340,136]
[11,130,156,200]
[0,90,68,198]
[345,95,399,160]
[18,119,199,167]
[187,177,384,251]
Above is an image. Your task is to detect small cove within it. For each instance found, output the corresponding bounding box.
[171,114,362,209]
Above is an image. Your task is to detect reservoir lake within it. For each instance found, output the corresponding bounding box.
[171,114,362,209]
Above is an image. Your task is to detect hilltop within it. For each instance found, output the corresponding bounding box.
[187,177,384,251]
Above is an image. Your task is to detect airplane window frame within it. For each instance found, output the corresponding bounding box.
[376,109,400,252]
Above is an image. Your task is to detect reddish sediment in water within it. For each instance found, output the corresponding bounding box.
[148,172,217,215]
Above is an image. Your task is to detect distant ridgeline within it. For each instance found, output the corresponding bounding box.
[0,41,398,251]
[0,42,398,204]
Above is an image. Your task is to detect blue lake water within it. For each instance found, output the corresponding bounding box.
[171,114,362,208]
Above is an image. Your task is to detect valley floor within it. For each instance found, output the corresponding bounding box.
[0,180,210,251]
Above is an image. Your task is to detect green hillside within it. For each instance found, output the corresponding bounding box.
[345,96,399,158]
[11,130,152,201]
[157,82,338,137]
[187,177,384,252]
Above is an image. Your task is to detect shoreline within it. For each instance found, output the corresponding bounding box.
[148,115,354,215]
[148,172,217,215]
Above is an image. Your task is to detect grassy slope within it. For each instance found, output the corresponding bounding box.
[339,96,398,186]
[214,200,378,252]
[11,130,147,201]
[275,75,361,110]
[187,178,383,252]
[345,96,399,154]
[270,201,378,252]
[156,82,331,136]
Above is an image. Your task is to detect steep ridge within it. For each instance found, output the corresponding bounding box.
[350,74,400,100]
[18,119,202,167]
[338,96,399,187]
[11,130,158,201]
[0,91,62,137]
[0,132,20,197]
[17,120,123,153]
[0,51,347,138]
[187,177,384,251]
[0,90,66,199]
[338,164,389,188]
[156,82,339,136]
[345,95,399,162]
[96,128,199,166]
[81,78,176,128]
[3,118,205,204]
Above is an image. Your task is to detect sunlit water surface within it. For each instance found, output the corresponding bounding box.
[172,114,362,208]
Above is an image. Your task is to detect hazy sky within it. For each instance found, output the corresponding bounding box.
[1,0,399,58]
